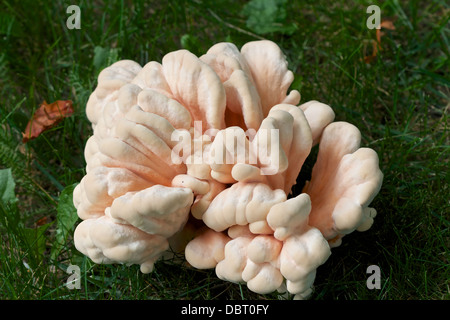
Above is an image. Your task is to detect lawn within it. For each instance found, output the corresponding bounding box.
[0,0,448,300]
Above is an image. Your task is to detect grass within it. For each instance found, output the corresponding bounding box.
[0,0,448,300]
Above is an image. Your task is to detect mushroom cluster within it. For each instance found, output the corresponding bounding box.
[73,40,383,299]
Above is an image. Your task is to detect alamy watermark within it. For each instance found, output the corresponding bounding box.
[66,4,381,31]
[65,263,382,292]
[62,4,384,295]
[66,264,81,290]
[366,5,381,29]
[66,5,81,30]
[366,265,381,289]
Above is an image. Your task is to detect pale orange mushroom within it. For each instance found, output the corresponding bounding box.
[303,122,383,247]
[73,40,383,298]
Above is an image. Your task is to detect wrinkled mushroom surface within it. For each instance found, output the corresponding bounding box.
[73,40,383,298]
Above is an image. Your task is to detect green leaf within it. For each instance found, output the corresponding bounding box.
[180,34,201,56]
[93,46,120,72]
[0,12,20,38]
[242,0,297,35]
[51,183,79,261]
[0,168,16,204]
[22,223,52,258]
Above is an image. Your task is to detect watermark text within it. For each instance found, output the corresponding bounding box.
[66,5,81,30]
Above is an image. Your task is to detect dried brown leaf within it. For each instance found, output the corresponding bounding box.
[363,19,396,64]
[22,100,74,143]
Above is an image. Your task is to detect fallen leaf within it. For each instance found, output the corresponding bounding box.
[35,216,51,227]
[363,19,396,64]
[22,100,74,143]
[363,40,379,64]
[376,20,396,48]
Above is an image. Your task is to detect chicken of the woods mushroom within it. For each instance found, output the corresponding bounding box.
[73,40,383,299]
